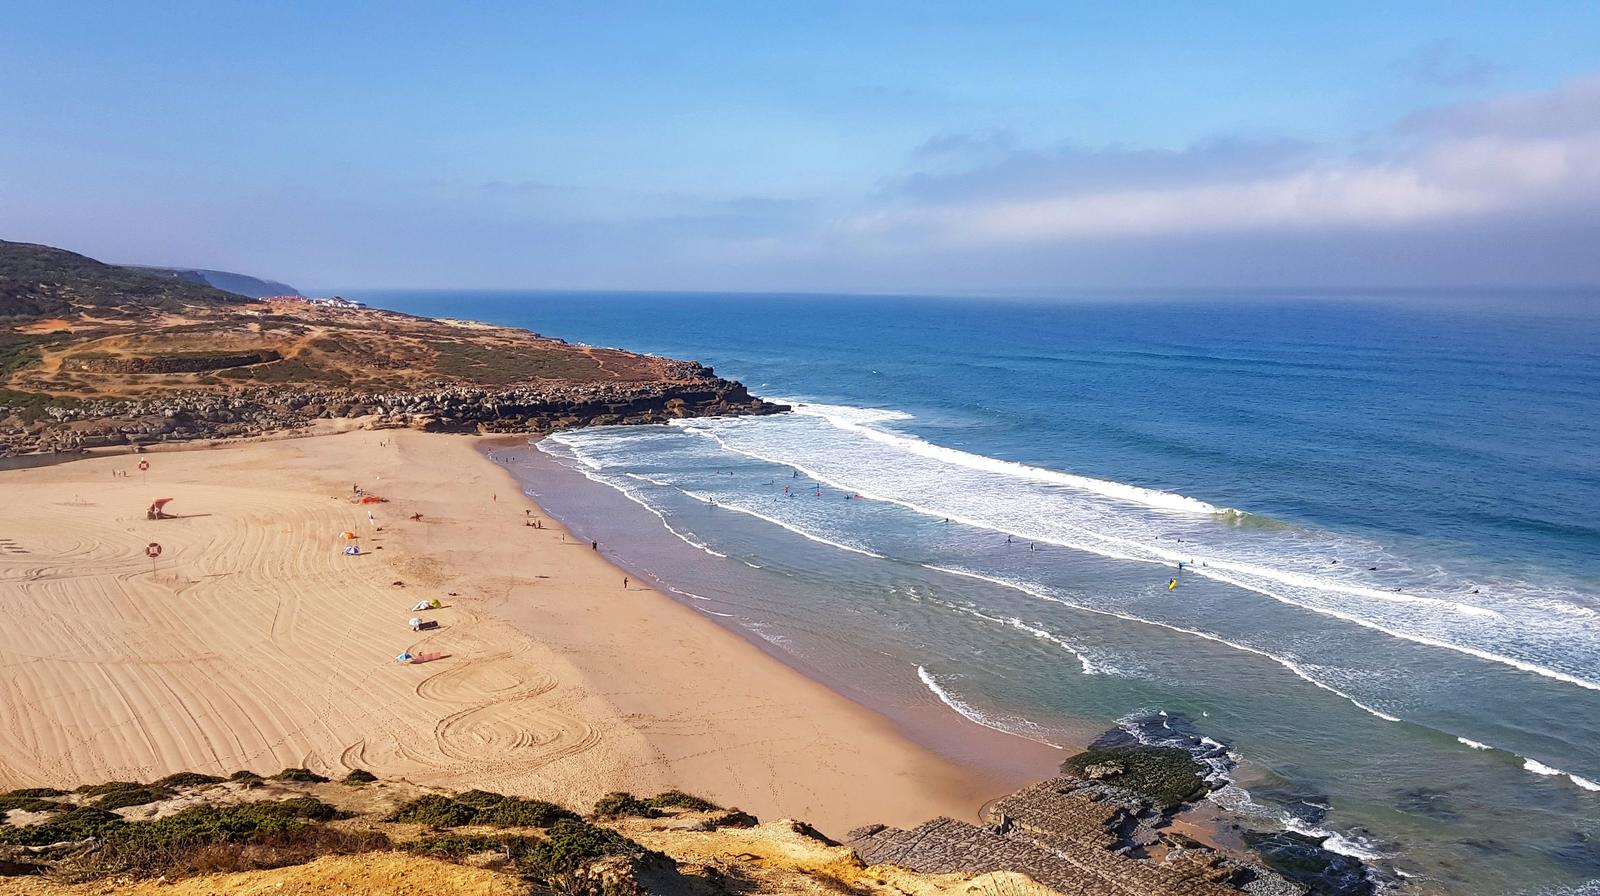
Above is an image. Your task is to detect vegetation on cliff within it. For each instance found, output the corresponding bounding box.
[0,241,241,320]
[1061,745,1213,808]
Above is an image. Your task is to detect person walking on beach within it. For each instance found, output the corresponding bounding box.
[623,576,629,589]
[591,540,598,551]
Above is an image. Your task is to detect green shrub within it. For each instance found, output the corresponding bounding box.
[454,789,508,809]
[386,793,578,829]
[477,797,578,829]
[646,790,720,812]
[228,770,263,782]
[5,787,66,798]
[1062,745,1211,808]
[406,833,532,860]
[69,799,365,879]
[522,819,638,876]
[0,806,126,846]
[270,768,329,783]
[591,792,659,819]
[340,769,378,786]
[93,786,173,810]
[77,780,144,796]
[0,794,72,813]
[386,794,479,828]
[153,772,225,789]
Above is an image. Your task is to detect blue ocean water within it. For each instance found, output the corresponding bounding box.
[357,290,1600,895]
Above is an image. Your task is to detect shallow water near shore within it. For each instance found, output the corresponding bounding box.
[360,289,1600,896]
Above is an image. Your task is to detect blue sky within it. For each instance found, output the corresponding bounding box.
[3,2,1599,291]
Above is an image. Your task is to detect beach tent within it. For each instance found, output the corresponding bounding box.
[147,497,175,519]
[344,545,361,555]
[341,531,358,540]
[394,651,413,663]
[427,598,442,609]
[409,617,423,630]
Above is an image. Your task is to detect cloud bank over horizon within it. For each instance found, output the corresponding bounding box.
[2,5,1598,294]
[809,75,1600,290]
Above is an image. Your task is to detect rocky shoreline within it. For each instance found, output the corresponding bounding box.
[0,366,786,456]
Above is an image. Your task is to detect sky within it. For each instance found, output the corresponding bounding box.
[2,2,1599,293]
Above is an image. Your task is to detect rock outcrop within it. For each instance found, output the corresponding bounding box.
[849,775,1304,896]
[0,374,782,456]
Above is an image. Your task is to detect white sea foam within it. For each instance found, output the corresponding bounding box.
[1280,818,1386,862]
[773,400,1230,515]
[1458,737,1493,750]
[915,665,1062,748]
[1525,758,1564,776]
[543,439,733,559]
[1523,759,1600,792]
[673,486,885,559]
[928,599,1097,674]
[926,564,1405,723]
[744,621,791,647]
[671,405,1600,696]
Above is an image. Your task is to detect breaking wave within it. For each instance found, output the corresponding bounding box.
[925,564,1404,724]
[916,665,1062,748]
[777,400,1232,515]
[669,402,1600,696]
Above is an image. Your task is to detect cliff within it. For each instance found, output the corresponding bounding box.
[0,770,1305,896]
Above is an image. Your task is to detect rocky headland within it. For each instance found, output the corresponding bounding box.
[0,239,784,456]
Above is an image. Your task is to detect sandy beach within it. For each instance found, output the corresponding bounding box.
[0,428,1046,835]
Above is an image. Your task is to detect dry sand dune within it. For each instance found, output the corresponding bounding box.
[0,429,1037,834]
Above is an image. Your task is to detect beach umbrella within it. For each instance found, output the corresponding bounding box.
[150,498,174,509]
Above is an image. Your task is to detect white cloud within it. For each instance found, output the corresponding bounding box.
[841,76,1600,252]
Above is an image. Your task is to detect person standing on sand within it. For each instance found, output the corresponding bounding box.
[623,576,629,589]
[591,541,598,551]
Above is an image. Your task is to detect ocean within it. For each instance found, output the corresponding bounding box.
[353,290,1600,896]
